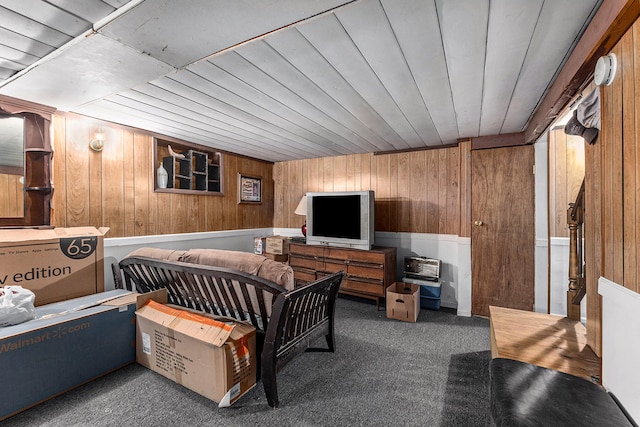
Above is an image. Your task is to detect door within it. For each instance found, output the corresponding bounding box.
[471,145,535,317]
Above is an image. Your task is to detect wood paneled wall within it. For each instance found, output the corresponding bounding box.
[548,129,586,237]
[273,141,472,237]
[586,18,640,355]
[0,173,23,217]
[51,114,274,237]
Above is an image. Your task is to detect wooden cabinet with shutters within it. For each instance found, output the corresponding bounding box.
[289,242,396,308]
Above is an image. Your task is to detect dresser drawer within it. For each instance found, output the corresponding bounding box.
[324,258,347,273]
[325,246,386,264]
[347,262,384,280]
[291,267,317,287]
[289,254,323,271]
[289,243,324,257]
[341,276,384,297]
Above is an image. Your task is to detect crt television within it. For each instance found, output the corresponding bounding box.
[305,190,375,250]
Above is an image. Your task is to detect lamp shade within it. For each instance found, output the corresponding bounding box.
[295,195,307,216]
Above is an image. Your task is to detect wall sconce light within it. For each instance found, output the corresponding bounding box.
[89,132,105,152]
[295,195,307,237]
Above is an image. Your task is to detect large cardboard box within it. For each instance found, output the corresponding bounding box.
[386,282,420,323]
[0,226,109,306]
[0,290,140,421]
[265,235,290,255]
[136,300,257,407]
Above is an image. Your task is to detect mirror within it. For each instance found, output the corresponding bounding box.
[0,114,25,218]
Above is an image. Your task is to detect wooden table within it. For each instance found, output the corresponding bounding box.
[489,305,601,382]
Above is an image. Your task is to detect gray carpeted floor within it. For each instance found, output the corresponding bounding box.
[4,296,492,427]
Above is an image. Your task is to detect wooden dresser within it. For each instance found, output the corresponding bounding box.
[289,242,396,307]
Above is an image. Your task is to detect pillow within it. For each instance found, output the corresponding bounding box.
[183,248,294,289]
[181,248,265,276]
[257,259,294,290]
[125,247,295,290]
[128,247,188,261]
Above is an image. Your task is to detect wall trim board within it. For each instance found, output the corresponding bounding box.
[105,227,570,320]
[471,132,526,150]
[104,228,271,248]
[373,142,459,156]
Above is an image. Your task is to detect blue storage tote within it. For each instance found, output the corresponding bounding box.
[420,295,441,310]
[403,277,441,297]
[419,281,441,299]
[402,277,441,310]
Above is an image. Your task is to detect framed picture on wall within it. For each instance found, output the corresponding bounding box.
[238,174,261,203]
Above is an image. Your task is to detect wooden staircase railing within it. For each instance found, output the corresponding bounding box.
[567,178,585,320]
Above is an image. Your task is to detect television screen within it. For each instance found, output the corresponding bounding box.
[312,195,361,239]
[306,190,374,250]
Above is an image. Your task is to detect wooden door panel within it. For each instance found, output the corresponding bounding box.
[471,145,535,316]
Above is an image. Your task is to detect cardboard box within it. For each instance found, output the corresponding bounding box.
[0,289,141,421]
[264,253,289,263]
[386,282,420,323]
[136,300,257,407]
[0,226,109,306]
[402,276,442,298]
[265,235,290,255]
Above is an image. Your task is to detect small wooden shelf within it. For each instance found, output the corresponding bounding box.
[155,139,223,194]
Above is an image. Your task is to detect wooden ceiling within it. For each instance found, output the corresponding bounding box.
[0,0,602,162]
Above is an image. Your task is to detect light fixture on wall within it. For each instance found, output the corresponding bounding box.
[295,195,307,237]
[594,53,617,86]
[89,132,105,152]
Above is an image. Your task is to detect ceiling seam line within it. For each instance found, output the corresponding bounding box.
[95,98,297,159]
[333,5,413,151]
[117,89,305,151]
[478,0,491,137]
[159,66,342,156]
[135,81,323,151]
[173,71,344,159]
[231,46,361,155]
[174,0,362,72]
[295,25,403,149]
[261,36,385,153]
[434,0,460,140]
[208,53,355,156]
[499,0,545,134]
[379,0,443,145]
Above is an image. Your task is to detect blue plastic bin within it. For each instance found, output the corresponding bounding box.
[420,295,441,310]
[419,282,441,299]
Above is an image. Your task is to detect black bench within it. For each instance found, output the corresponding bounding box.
[113,255,344,408]
[490,358,635,426]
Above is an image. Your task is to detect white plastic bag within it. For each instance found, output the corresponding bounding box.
[0,286,36,327]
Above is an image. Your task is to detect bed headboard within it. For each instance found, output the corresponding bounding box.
[598,276,640,423]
